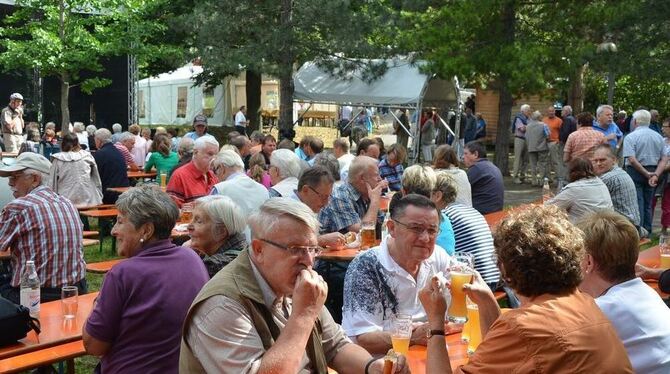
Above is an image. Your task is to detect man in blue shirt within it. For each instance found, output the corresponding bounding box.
[593,104,623,150]
[464,141,504,215]
[93,128,129,204]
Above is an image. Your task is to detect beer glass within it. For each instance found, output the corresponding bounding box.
[448,253,474,323]
[390,314,412,355]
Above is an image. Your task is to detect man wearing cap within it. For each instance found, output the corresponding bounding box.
[0,152,87,303]
[185,114,213,141]
[234,106,249,136]
[1,93,25,152]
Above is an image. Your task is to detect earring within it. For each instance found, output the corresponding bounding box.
[140,238,144,243]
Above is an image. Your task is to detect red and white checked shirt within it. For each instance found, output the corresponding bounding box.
[0,186,86,288]
[114,142,135,168]
[564,127,606,161]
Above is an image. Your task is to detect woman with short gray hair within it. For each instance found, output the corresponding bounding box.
[188,195,248,277]
[83,185,209,372]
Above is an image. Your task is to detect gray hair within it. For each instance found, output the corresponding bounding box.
[86,124,97,136]
[194,195,247,236]
[219,144,239,155]
[520,104,531,113]
[596,104,614,118]
[348,155,378,180]
[562,105,573,115]
[94,128,112,144]
[45,122,56,130]
[73,122,85,133]
[194,136,219,151]
[112,123,122,133]
[178,137,195,156]
[212,150,244,171]
[248,198,319,240]
[312,152,340,182]
[531,111,543,121]
[270,149,303,179]
[633,109,651,125]
[115,185,179,239]
[118,131,135,142]
[24,169,49,186]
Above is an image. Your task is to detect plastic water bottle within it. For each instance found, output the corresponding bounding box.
[381,212,390,239]
[542,178,553,203]
[20,261,40,317]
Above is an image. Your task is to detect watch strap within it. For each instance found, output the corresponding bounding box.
[427,329,445,338]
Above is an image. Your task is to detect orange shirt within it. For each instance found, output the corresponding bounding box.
[457,290,632,373]
[544,116,563,142]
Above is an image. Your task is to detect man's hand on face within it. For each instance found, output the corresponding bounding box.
[367,179,389,203]
[292,268,328,319]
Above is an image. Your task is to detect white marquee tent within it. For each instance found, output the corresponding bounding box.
[137,64,232,126]
[293,58,465,161]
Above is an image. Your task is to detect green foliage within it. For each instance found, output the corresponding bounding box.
[584,72,670,117]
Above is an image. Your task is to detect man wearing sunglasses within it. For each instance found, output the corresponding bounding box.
[181,198,408,373]
[342,194,453,355]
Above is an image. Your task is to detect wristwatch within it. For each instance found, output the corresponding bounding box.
[426,329,445,339]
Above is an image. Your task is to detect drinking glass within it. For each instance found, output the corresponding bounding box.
[660,234,670,269]
[159,170,167,188]
[466,296,481,355]
[390,314,412,356]
[180,202,194,223]
[448,253,474,323]
[61,286,78,319]
[359,221,376,249]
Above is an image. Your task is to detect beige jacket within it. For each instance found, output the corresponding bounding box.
[49,150,103,207]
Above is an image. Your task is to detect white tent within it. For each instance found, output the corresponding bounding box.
[293,58,463,161]
[137,64,232,126]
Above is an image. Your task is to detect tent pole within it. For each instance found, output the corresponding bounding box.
[389,109,413,138]
[438,116,455,137]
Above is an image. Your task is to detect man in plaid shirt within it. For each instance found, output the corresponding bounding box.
[0,152,87,303]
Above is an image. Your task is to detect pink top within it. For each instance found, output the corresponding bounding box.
[247,170,272,189]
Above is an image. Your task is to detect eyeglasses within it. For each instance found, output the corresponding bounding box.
[392,219,439,237]
[308,185,330,201]
[258,238,323,257]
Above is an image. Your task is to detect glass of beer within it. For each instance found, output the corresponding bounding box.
[466,296,481,355]
[180,202,194,223]
[448,253,474,323]
[660,234,670,269]
[390,314,412,356]
[61,286,78,319]
[159,170,167,188]
[360,221,376,249]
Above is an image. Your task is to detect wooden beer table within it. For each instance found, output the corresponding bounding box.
[638,246,669,297]
[80,208,119,252]
[108,186,166,194]
[127,170,157,179]
[317,248,360,262]
[0,292,98,360]
[406,333,469,372]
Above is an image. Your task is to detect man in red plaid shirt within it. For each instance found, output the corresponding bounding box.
[0,152,87,303]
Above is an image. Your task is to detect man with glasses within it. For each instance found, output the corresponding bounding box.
[167,136,219,207]
[180,198,408,373]
[0,152,87,303]
[341,194,453,354]
[292,166,346,249]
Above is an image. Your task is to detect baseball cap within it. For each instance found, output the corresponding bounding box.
[9,93,23,101]
[0,152,51,176]
[193,114,208,126]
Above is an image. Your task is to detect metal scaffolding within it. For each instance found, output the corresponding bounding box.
[127,54,138,125]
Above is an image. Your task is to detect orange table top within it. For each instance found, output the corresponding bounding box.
[127,171,157,179]
[0,250,9,260]
[638,246,668,297]
[86,259,124,274]
[0,292,98,360]
[79,208,119,218]
[317,248,360,261]
[406,333,469,372]
[108,186,167,194]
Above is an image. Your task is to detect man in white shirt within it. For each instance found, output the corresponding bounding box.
[333,138,354,182]
[235,106,249,136]
[210,150,269,218]
[342,194,452,354]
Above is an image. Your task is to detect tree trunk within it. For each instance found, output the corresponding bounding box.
[495,82,513,175]
[493,0,516,175]
[245,70,262,133]
[60,73,70,136]
[278,0,295,141]
[568,64,586,113]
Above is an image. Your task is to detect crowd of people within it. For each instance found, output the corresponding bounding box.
[0,91,669,373]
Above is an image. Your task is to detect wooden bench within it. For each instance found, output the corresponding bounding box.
[82,230,99,238]
[0,340,85,374]
[86,259,124,274]
[82,238,100,247]
[77,204,114,211]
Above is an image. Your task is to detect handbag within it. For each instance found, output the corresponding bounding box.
[0,296,41,346]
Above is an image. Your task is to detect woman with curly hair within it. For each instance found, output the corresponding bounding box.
[418,205,633,373]
[545,157,613,222]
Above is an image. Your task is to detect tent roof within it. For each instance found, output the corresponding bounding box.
[293,59,460,108]
[138,64,203,86]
